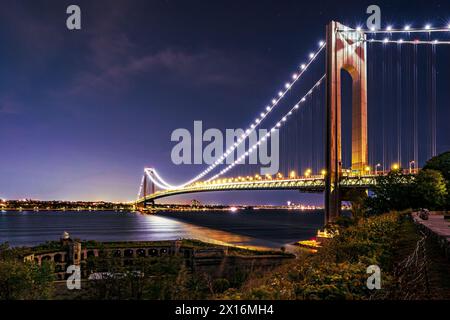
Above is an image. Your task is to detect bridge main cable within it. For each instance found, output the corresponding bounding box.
[144,42,326,190]
[207,74,326,182]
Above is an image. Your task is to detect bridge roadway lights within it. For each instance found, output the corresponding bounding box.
[138,175,382,204]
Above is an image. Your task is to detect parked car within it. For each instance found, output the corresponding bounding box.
[418,208,429,220]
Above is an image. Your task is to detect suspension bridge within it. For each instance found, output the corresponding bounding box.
[136,21,449,224]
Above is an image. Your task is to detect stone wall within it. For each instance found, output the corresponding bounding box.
[24,240,294,280]
[412,212,450,260]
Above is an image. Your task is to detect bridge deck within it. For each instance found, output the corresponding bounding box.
[137,174,412,203]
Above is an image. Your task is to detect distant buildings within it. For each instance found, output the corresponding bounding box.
[1,199,133,211]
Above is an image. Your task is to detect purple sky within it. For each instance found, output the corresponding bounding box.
[1,0,449,204]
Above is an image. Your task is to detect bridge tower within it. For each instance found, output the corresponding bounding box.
[142,173,148,208]
[325,21,368,223]
[142,171,155,209]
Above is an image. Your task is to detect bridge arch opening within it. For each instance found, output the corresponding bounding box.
[54,253,63,263]
[341,68,354,169]
[124,249,134,258]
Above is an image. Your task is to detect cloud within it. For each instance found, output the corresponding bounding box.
[1,1,273,110]
[70,46,260,95]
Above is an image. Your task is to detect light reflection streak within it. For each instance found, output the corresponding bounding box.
[142,214,281,251]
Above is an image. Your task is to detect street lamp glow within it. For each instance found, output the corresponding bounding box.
[309,53,314,59]
[289,170,296,179]
[425,24,431,30]
[300,64,306,70]
[383,38,389,43]
[375,163,382,175]
[319,40,325,46]
[409,160,416,173]
[321,169,327,176]
[304,169,312,177]
[386,25,392,31]
[392,163,400,170]
[356,26,362,31]
[404,25,411,31]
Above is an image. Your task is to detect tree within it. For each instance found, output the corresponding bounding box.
[413,169,447,210]
[364,169,415,214]
[346,189,368,221]
[0,259,54,300]
[423,152,450,180]
[423,151,450,208]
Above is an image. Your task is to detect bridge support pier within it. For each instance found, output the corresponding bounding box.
[325,21,368,225]
[143,199,154,209]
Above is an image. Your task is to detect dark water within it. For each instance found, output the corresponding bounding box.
[0,210,324,250]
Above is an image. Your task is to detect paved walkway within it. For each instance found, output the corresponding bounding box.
[412,212,450,258]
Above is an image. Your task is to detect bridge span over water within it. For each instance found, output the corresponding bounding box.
[136,173,415,203]
[137,19,445,223]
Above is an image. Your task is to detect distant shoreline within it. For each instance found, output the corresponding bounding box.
[1,206,324,213]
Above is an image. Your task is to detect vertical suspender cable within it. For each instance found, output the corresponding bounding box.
[413,44,419,166]
[431,44,437,157]
[397,43,402,166]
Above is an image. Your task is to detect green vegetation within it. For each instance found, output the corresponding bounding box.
[0,239,286,300]
[1,212,449,300]
[423,151,450,208]
[219,212,405,299]
[364,170,416,214]
[365,152,450,215]
[218,211,450,300]
[414,169,447,209]
[81,256,192,300]
[74,255,250,300]
[0,244,55,300]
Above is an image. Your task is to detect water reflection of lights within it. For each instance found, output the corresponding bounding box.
[143,213,278,251]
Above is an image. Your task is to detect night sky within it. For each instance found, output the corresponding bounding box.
[0,0,449,204]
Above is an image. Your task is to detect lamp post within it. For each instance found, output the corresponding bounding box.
[409,160,415,174]
[375,163,381,175]
[304,169,312,178]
